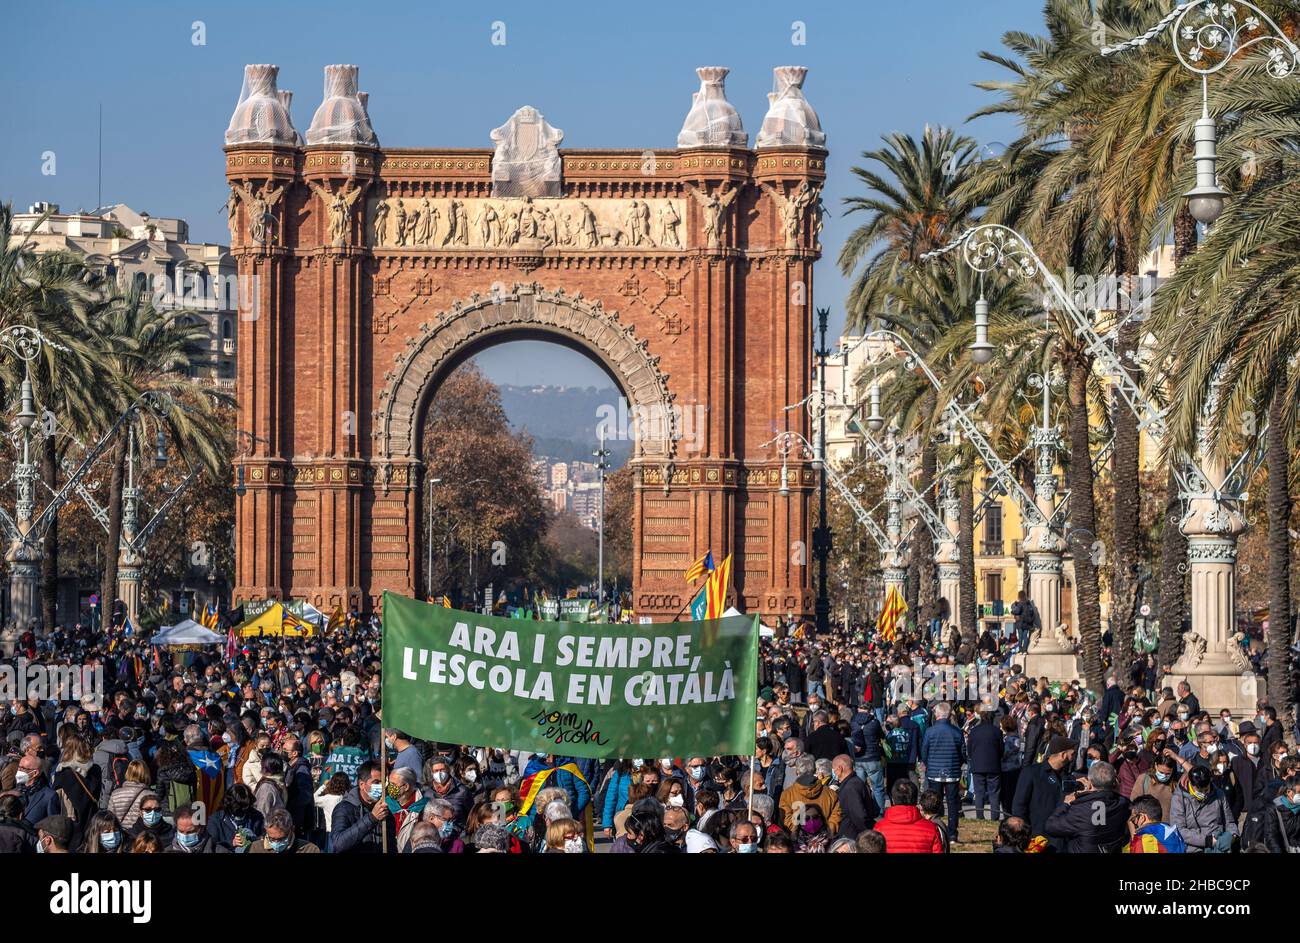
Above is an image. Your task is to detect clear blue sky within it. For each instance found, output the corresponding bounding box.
[2,0,1044,386]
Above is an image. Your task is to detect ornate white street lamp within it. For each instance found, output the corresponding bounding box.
[1102,0,1300,224]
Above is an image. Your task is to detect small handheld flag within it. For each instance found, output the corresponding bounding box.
[684,551,715,584]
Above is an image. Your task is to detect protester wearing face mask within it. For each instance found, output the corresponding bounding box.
[248,808,319,854]
[424,754,472,827]
[325,761,391,853]
[167,803,229,854]
[1258,773,1300,852]
[33,815,73,854]
[128,795,175,847]
[82,810,125,854]
[1170,765,1237,853]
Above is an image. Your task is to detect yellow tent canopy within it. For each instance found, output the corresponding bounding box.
[236,602,313,638]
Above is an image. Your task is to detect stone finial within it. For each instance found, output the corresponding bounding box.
[756,66,826,148]
[490,106,564,198]
[305,64,379,147]
[276,89,306,145]
[677,67,747,149]
[225,64,300,147]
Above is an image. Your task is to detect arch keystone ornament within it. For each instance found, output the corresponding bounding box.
[226,64,827,620]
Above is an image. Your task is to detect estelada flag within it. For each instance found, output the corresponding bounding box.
[684,550,714,584]
[704,554,732,619]
[327,605,346,633]
[188,748,225,814]
[519,762,594,851]
[876,585,908,642]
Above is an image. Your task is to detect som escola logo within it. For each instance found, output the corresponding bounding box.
[49,874,152,924]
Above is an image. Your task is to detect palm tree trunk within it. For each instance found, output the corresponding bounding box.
[101,438,127,623]
[40,435,59,631]
[957,472,977,643]
[1157,463,1187,671]
[1110,279,1142,684]
[1266,391,1294,728]
[1158,205,1196,669]
[1067,354,1104,693]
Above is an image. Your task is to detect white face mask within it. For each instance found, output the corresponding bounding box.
[432,770,450,785]
[668,794,685,807]
[463,769,477,783]
[1247,743,1260,756]
[15,771,31,786]
[563,837,584,854]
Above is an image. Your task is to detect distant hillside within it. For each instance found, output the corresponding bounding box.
[497,384,633,467]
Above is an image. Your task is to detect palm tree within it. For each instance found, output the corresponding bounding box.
[839,127,982,632]
[88,282,229,620]
[960,0,1186,692]
[0,204,102,630]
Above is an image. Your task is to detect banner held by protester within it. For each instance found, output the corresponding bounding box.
[381,591,759,760]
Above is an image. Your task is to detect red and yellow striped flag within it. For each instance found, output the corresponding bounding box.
[875,585,908,642]
[704,553,732,619]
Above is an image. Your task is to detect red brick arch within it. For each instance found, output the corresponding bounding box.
[227,133,825,621]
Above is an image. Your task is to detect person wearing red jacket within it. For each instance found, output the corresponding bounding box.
[873,779,943,853]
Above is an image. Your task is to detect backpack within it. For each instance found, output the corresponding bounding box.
[165,777,195,814]
[106,755,130,792]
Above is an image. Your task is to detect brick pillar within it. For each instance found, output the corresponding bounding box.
[300,149,379,612]
[226,148,299,604]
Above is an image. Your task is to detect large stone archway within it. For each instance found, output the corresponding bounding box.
[224,63,827,620]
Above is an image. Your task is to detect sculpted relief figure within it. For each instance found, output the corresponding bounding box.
[691,182,739,250]
[762,180,817,250]
[447,200,470,246]
[658,200,682,248]
[626,199,654,247]
[575,202,598,249]
[503,210,521,245]
[474,203,501,246]
[308,181,364,248]
[415,196,438,246]
[223,187,242,245]
[235,180,286,246]
[371,199,390,246]
[393,199,408,247]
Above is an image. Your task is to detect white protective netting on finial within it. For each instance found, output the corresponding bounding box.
[305,64,378,147]
[756,66,826,148]
[676,67,747,148]
[225,64,300,146]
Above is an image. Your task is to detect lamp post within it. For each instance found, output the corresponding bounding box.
[2,327,53,632]
[1020,370,1076,677]
[1102,0,1299,225]
[424,475,442,600]
[594,427,611,610]
[924,222,1262,707]
[812,307,831,637]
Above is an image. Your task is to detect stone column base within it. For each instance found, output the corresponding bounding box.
[1021,651,1083,683]
[1160,671,1265,720]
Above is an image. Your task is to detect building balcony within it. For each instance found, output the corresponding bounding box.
[980,540,1004,556]
[222,339,235,355]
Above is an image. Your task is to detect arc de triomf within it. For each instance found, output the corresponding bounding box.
[224,63,827,622]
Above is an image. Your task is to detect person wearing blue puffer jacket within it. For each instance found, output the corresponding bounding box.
[601,760,634,836]
[920,702,967,843]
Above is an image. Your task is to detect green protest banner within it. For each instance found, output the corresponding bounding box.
[381,591,759,759]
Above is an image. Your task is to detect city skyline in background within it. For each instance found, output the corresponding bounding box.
[2,0,1038,385]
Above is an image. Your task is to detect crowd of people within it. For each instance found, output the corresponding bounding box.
[1,610,1297,855]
